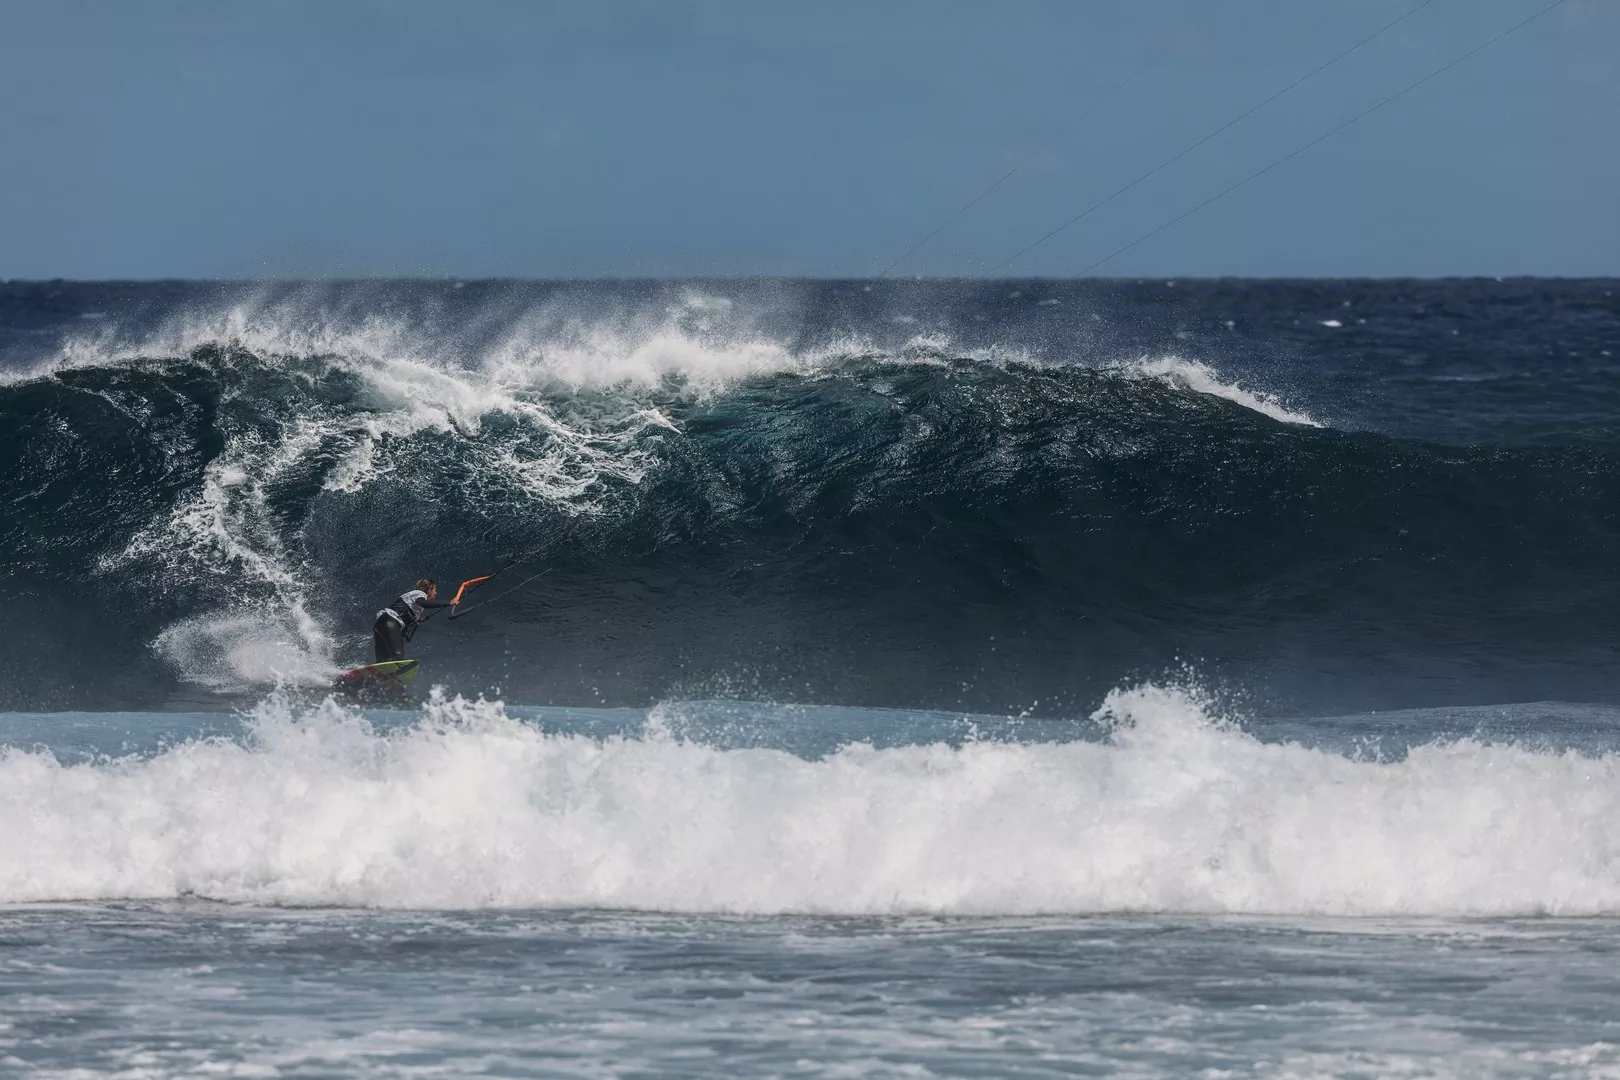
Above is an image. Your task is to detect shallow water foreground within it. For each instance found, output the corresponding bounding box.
[5,904,1619,1078]
[8,691,1620,1076]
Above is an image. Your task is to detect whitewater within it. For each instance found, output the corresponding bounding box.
[5,684,1620,916]
[10,687,1620,1078]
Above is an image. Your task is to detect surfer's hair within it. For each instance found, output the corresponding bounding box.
[416,577,437,592]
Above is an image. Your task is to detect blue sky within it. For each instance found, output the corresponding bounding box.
[1,0,1614,278]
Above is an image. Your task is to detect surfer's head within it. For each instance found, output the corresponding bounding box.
[416,577,438,599]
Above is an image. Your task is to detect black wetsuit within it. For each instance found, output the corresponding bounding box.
[373,589,453,662]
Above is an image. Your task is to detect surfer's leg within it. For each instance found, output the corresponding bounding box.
[373,616,404,662]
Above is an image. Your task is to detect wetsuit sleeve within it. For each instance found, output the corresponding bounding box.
[420,598,455,609]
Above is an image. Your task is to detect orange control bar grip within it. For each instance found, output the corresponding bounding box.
[450,575,493,606]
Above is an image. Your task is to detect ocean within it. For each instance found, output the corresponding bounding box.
[3,277,1619,1076]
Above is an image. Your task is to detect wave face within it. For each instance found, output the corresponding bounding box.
[6,686,1620,915]
[2,278,1619,711]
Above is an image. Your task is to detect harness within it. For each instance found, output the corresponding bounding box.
[381,592,425,640]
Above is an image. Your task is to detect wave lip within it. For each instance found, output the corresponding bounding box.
[1119,355,1320,426]
[4,686,1618,916]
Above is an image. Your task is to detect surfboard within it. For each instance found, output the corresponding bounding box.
[333,659,420,694]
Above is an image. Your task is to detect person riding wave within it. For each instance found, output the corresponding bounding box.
[373,577,454,662]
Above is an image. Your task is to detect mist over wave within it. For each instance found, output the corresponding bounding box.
[3,278,1619,712]
[5,684,1619,915]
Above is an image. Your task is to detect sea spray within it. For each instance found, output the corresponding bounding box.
[5,685,1620,915]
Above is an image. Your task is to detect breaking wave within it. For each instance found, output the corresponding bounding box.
[3,280,1618,713]
[4,685,1619,916]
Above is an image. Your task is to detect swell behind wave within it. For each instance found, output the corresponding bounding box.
[3,685,1617,916]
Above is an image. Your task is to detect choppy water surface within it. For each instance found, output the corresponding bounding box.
[9,903,1620,1078]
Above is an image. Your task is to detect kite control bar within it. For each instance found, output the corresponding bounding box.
[448,568,550,619]
[449,575,493,607]
[415,555,546,626]
[413,554,553,623]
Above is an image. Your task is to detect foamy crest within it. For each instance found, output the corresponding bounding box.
[4,685,1619,915]
[63,291,784,573]
[38,288,809,396]
[486,324,801,398]
[1121,356,1320,426]
[62,295,736,692]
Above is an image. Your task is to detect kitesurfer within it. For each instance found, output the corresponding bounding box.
[373,578,454,662]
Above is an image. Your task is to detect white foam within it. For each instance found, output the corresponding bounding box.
[4,685,1619,916]
[487,327,801,398]
[151,607,337,691]
[1120,356,1320,427]
[27,289,809,397]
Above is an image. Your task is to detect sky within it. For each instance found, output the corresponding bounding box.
[1,0,1614,279]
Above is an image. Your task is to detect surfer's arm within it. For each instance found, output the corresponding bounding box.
[416,598,456,620]
[411,597,456,629]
